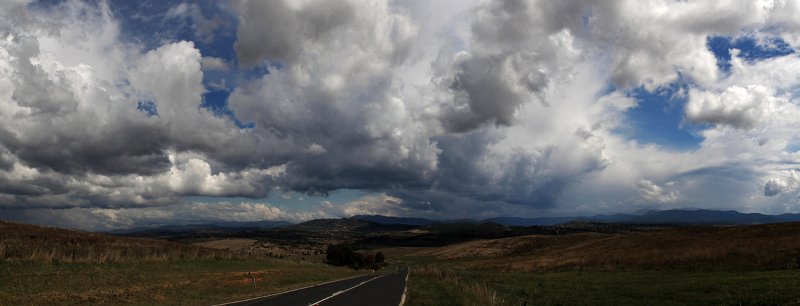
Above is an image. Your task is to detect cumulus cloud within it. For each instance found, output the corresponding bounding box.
[764,178,792,197]
[434,0,579,132]
[685,49,800,129]
[6,0,800,229]
[686,85,771,129]
[228,0,440,195]
[233,0,358,67]
[763,171,800,197]
[637,180,681,204]
[0,1,273,209]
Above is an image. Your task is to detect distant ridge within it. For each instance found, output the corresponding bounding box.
[491,209,800,226]
[113,209,800,237]
[351,209,800,227]
[349,215,434,226]
[627,209,800,225]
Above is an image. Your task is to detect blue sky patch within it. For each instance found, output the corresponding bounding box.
[136,100,158,117]
[107,0,238,58]
[104,0,256,129]
[785,137,800,153]
[201,90,255,129]
[618,81,704,151]
[618,36,795,150]
[707,35,794,72]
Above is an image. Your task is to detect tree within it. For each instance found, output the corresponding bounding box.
[325,244,343,265]
[325,244,384,270]
[365,254,375,267]
[352,252,365,269]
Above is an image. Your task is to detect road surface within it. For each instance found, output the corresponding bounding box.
[221,266,409,306]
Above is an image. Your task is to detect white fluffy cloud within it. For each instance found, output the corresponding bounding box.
[763,170,800,197]
[686,85,774,128]
[0,1,273,209]
[637,180,681,204]
[5,0,800,229]
[228,0,441,194]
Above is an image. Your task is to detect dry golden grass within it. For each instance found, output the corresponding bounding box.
[0,221,366,305]
[0,221,256,263]
[410,264,506,306]
[408,222,800,271]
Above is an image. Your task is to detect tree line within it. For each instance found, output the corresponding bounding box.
[325,244,386,270]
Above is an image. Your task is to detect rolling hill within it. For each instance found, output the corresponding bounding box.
[407,221,800,271]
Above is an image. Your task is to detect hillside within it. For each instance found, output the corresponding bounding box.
[0,221,243,263]
[0,221,364,306]
[406,222,800,271]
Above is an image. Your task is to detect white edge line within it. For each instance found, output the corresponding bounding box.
[398,266,409,306]
[210,273,372,306]
[307,274,388,306]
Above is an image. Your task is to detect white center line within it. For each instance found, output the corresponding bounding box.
[307,274,387,306]
[210,274,371,306]
[398,266,409,306]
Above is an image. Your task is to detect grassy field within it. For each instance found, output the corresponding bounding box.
[0,259,363,305]
[405,265,800,306]
[0,221,363,305]
[406,223,800,271]
[391,222,800,306]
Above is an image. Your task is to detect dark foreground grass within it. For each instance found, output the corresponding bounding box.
[0,259,363,305]
[0,221,367,305]
[406,266,800,306]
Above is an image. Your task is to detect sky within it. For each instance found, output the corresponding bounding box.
[3,0,800,230]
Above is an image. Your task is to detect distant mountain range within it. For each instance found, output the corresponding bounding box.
[111,209,800,236]
[349,215,434,226]
[351,209,800,227]
[625,209,800,225]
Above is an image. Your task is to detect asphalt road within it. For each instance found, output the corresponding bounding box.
[222,266,409,306]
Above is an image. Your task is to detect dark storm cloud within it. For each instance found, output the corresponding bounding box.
[0,146,18,171]
[434,0,576,133]
[378,131,606,211]
[226,0,442,199]
[441,53,548,132]
[0,177,60,196]
[0,121,172,176]
[233,0,355,67]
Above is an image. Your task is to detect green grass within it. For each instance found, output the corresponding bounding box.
[0,259,363,305]
[405,266,800,306]
[406,270,464,306]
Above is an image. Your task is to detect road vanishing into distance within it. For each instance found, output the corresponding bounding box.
[221,266,409,306]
